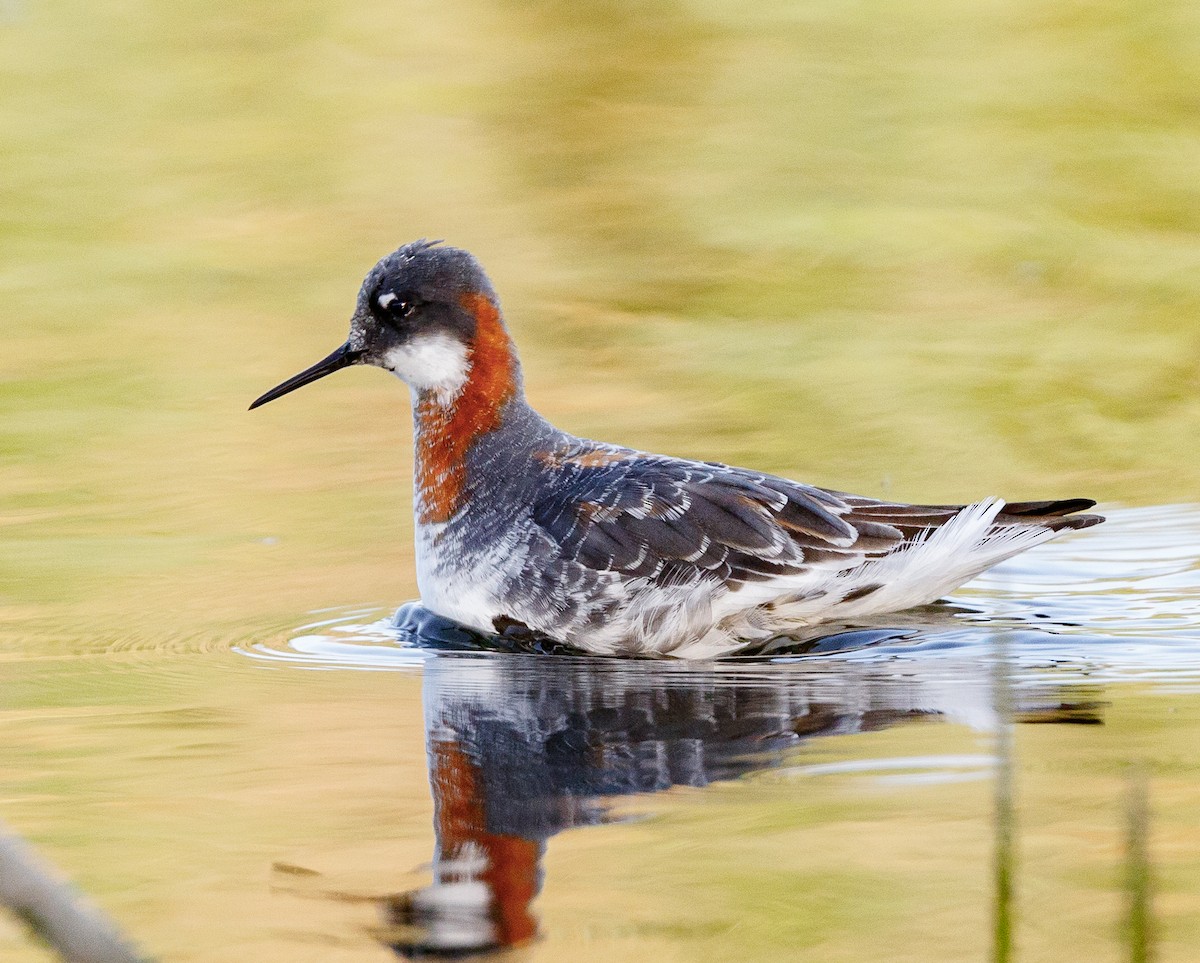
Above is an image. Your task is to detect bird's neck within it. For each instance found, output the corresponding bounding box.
[412,293,524,524]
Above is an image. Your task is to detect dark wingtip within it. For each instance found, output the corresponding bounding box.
[1003,497,1098,517]
[997,497,1105,532]
[1046,513,1105,532]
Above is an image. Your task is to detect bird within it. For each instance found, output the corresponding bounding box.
[250,240,1103,659]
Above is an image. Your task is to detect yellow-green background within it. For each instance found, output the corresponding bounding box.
[4,0,1199,635]
[2,1,1199,961]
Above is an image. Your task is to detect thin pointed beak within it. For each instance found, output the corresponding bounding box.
[249,342,364,410]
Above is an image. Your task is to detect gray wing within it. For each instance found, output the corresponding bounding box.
[530,446,1103,590]
[529,449,903,589]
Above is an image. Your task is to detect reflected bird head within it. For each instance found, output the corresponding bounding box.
[249,240,510,410]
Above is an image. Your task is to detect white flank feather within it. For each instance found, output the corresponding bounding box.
[663,498,1071,658]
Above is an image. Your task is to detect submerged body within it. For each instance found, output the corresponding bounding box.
[251,241,1103,658]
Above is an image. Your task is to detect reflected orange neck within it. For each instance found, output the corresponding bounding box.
[431,739,541,947]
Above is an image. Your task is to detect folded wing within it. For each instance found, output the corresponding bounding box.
[530,446,1102,592]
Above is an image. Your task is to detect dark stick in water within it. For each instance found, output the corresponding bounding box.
[991,632,1016,963]
[1123,768,1154,963]
[0,820,149,963]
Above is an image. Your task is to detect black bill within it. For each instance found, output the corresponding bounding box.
[249,342,364,410]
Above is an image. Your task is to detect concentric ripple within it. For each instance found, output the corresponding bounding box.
[236,607,426,670]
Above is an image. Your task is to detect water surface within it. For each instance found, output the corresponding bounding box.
[8,509,1199,961]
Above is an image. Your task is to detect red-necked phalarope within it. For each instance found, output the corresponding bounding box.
[250,240,1103,658]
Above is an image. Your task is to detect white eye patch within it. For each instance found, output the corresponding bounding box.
[377,292,398,309]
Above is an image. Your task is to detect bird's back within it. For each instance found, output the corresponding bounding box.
[421,422,1102,657]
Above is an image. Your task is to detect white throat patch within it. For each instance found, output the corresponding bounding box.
[383,333,470,399]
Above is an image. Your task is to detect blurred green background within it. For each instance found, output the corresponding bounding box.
[3,0,1199,638]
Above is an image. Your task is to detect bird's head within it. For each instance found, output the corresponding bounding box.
[250,240,517,410]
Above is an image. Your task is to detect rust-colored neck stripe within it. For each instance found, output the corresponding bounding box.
[415,292,517,524]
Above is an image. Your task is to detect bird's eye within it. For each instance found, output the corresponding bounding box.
[376,291,418,321]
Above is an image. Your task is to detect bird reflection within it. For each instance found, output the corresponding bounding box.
[376,608,1102,958]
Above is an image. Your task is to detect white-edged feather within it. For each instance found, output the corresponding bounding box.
[616,498,1070,657]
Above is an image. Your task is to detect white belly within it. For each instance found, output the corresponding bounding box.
[413,520,513,636]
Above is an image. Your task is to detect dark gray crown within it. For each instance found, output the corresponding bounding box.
[359,239,498,314]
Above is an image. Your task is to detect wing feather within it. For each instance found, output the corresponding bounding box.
[531,447,902,587]
[529,445,1102,595]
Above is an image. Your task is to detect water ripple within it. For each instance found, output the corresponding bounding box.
[241,505,1200,689]
[235,611,425,671]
